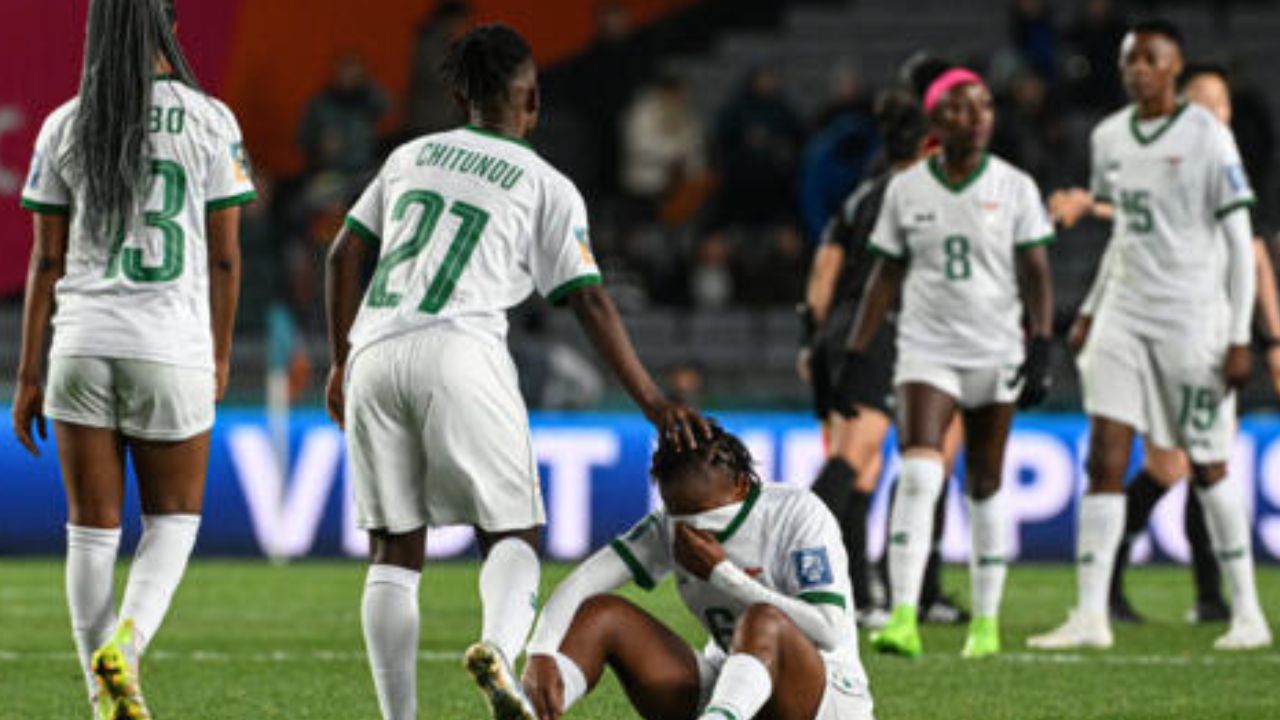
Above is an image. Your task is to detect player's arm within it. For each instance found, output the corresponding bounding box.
[1222,207,1257,388]
[12,212,68,457]
[207,206,243,402]
[1252,239,1280,396]
[324,225,373,427]
[1015,244,1054,406]
[805,221,847,326]
[567,285,709,448]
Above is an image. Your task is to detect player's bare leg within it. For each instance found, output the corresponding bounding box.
[467,527,542,719]
[364,527,426,720]
[1029,416,1133,649]
[873,383,955,657]
[700,603,829,720]
[56,422,127,718]
[959,402,1015,658]
[1189,463,1272,649]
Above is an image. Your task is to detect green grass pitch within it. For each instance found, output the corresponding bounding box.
[1,561,1278,719]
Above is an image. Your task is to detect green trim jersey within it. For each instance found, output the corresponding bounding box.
[20,79,256,370]
[610,484,865,676]
[1089,102,1255,340]
[869,153,1053,367]
[344,126,601,358]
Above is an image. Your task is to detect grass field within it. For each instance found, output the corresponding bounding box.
[1,561,1278,719]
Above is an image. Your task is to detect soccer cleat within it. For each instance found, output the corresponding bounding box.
[856,607,891,631]
[870,605,922,658]
[91,620,150,720]
[920,594,970,625]
[961,616,1001,659]
[1213,614,1273,651]
[92,690,115,720]
[1109,594,1145,625]
[463,641,536,720]
[1026,609,1113,650]
[1185,599,1231,625]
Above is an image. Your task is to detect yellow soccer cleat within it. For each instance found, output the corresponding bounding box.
[961,616,1001,659]
[870,605,923,658]
[463,641,536,720]
[91,620,151,720]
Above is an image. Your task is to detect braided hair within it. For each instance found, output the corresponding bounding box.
[441,23,533,116]
[650,420,760,487]
[69,0,199,236]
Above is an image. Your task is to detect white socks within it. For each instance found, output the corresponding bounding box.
[550,651,588,713]
[119,514,201,651]
[363,564,421,720]
[1076,494,1125,616]
[700,654,773,720]
[479,538,540,664]
[1195,481,1263,620]
[888,456,945,609]
[66,525,121,701]
[968,493,1007,619]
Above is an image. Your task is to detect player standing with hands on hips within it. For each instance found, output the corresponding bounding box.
[324,24,708,720]
[12,0,255,717]
[833,68,1056,659]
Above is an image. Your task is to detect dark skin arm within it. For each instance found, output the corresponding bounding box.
[844,256,905,353]
[567,285,710,449]
[207,206,243,401]
[1016,245,1054,340]
[324,226,373,428]
[12,212,69,456]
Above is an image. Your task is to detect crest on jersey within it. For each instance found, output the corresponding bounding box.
[791,547,833,589]
[1226,163,1251,194]
[230,142,251,183]
[574,227,596,265]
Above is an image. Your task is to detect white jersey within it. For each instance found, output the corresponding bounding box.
[1088,102,1254,341]
[344,126,601,357]
[610,484,865,678]
[869,154,1054,367]
[21,79,256,370]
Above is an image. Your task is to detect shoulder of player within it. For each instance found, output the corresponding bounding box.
[1179,102,1232,142]
[985,154,1040,192]
[38,97,80,140]
[167,87,244,141]
[1090,106,1132,145]
[757,484,828,526]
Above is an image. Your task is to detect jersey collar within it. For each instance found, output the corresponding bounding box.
[463,124,534,150]
[927,152,989,194]
[715,483,762,543]
[1128,101,1188,146]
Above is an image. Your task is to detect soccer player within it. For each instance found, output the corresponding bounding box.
[801,89,965,628]
[1029,21,1272,651]
[833,68,1056,658]
[1054,62,1280,627]
[324,24,707,720]
[11,1,254,717]
[520,423,874,720]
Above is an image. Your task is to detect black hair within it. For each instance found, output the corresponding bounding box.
[1180,62,1230,90]
[874,89,927,163]
[69,0,199,235]
[898,52,954,99]
[1130,18,1185,50]
[441,23,533,115]
[650,420,760,486]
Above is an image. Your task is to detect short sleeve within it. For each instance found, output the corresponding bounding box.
[205,108,257,210]
[608,512,672,591]
[776,495,850,610]
[532,179,602,305]
[1014,176,1055,247]
[1088,129,1113,204]
[1207,121,1256,220]
[344,172,385,244]
[20,110,72,215]
[866,175,905,260]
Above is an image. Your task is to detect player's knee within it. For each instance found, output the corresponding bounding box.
[966,471,1000,500]
[67,506,121,529]
[574,594,634,634]
[731,603,789,652]
[1144,447,1188,485]
[1189,462,1227,488]
[1084,447,1127,490]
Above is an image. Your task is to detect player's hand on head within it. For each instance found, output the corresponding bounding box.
[1012,336,1053,408]
[673,522,726,580]
[522,654,564,720]
[325,364,345,429]
[1223,344,1252,390]
[1067,314,1093,355]
[11,379,47,457]
[650,400,711,451]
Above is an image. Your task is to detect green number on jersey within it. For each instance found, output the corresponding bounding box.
[366,191,491,314]
[943,234,971,280]
[1177,385,1218,431]
[704,607,736,650]
[105,159,187,283]
[148,106,185,134]
[1120,190,1153,233]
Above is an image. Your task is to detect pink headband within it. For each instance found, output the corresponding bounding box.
[923,68,986,112]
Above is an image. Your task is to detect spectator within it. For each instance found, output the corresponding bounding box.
[1009,0,1056,81]
[621,74,706,215]
[297,54,389,174]
[405,1,471,136]
[799,61,878,244]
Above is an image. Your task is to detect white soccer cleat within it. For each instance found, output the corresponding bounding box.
[856,607,891,631]
[1026,609,1113,650]
[464,641,537,720]
[1213,614,1273,651]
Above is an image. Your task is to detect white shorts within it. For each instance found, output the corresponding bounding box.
[345,329,544,533]
[43,356,214,441]
[893,355,1021,409]
[1078,316,1235,464]
[697,650,874,720]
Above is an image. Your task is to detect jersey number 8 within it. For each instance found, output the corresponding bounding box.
[943,234,971,280]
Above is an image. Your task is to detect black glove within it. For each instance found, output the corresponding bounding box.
[831,351,872,418]
[1012,336,1053,408]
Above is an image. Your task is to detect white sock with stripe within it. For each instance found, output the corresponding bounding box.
[66,524,121,702]
[1195,481,1263,620]
[888,456,946,610]
[1075,493,1125,617]
[700,653,773,720]
[968,492,1007,619]
[363,564,421,720]
[479,538,541,665]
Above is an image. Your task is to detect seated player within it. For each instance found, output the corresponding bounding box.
[517,423,874,720]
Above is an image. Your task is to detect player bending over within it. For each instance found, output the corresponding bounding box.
[834,68,1056,659]
[325,24,706,720]
[519,423,874,720]
[1029,20,1271,651]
